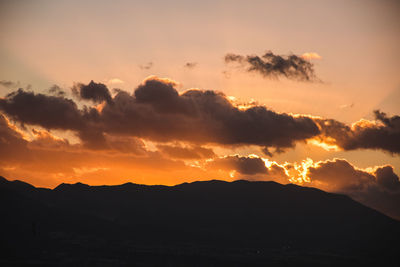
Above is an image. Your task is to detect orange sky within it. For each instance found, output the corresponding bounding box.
[1,0,400,219]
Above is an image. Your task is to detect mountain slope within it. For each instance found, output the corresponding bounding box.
[0,177,399,266]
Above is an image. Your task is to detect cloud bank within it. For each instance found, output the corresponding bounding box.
[1,77,399,155]
[0,77,321,150]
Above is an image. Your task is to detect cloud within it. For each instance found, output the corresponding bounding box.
[225,50,319,82]
[0,88,106,149]
[315,110,400,154]
[139,62,153,70]
[184,62,197,69]
[103,77,320,147]
[375,165,400,192]
[307,159,377,192]
[305,158,400,219]
[48,85,66,97]
[0,113,29,162]
[104,134,147,155]
[0,80,20,88]
[107,78,124,84]
[29,128,70,150]
[157,144,215,159]
[133,76,189,113]
[261,146,286,157]
[339,103,354,109]
[0,89,87,131]
[1,77,398,155]
[301,52,322,60]
[205,155,289,184]
[72,80,113,104]
[207,155,269,175]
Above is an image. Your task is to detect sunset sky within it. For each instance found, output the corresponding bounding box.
[1,0,400,219]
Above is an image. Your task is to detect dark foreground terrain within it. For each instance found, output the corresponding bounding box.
[1,176,399,266]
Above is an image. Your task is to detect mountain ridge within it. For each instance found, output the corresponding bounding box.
[1,176,399,266]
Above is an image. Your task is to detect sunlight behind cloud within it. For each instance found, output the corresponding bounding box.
[301,52,322,60]
[107,78,124,84]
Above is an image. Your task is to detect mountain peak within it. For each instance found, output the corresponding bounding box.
[54,181,90,191]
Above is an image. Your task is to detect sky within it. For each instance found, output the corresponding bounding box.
[1,0,400,219]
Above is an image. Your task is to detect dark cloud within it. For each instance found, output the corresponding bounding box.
[207,155,269,175]
[0,89,106,149]
[1,77,319,149]
[308,159,376,192]
[261,147,273,157]
[0,80,19,88]
[77,127,107,149]
[225,51,319,81]
[134,77,191,114]
[315,110,400,154]
[307,158,400,220]
[375,165,400,192]
[157,144,215,159]
[101,77,320,147]
[307,159,400,195]
[139,62,153,70]
[72,80,113,104]
[184,62,197,69]
[261,146,286,157]
[0,89,86,130]
[48,85,66,97]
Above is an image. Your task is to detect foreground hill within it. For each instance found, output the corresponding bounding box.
[1,176,399,266]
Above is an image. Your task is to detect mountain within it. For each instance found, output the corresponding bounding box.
[1,176,399,266]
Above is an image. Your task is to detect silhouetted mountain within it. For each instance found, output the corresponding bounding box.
[1,176,399,266]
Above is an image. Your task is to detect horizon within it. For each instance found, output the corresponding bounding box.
[0,174,310,189]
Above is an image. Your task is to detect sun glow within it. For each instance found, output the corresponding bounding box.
[307,138,340,151]
[288,158,316,184]
[301,52,322,60]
